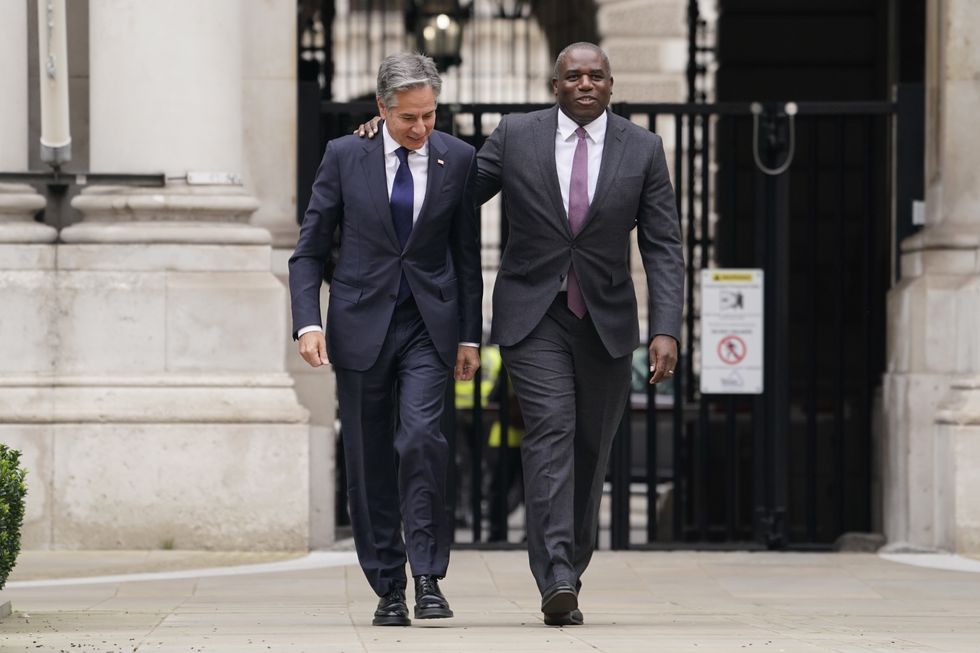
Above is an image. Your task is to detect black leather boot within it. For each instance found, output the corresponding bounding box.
[372,587,411,626]
[413,575,453,619]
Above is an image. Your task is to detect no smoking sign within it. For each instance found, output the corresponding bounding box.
[700,270,763,394]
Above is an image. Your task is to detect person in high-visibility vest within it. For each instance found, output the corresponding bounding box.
[455,345,501,410]
[454,345,525,541]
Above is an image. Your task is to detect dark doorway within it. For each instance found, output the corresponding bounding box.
[713,0,925,543]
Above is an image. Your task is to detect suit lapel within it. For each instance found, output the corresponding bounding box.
[405,131,448,249]
[360,136,402,251]
[534,107,572,237]
[579,111,627,235]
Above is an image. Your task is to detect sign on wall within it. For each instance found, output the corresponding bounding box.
[700,269,764,394]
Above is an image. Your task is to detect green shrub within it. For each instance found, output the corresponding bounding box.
[0,444,27,591]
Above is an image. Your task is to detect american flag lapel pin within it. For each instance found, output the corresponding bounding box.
[437,158,445,166]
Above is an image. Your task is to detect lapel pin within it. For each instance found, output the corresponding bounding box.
[436,159,445,166]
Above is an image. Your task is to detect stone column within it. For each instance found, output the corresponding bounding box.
[0,0,56,550]
[242,0,300,249]
[241,0,335,548]
[597,0,688,333]
[0,0,50,241]
[884,0,980,552]
[4,0,311,550]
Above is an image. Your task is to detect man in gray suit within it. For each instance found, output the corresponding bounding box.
[473,42,684,626]
[357,42,683,626]
[290,53,482,627]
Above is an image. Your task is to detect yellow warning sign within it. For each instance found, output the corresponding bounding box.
[711,271,755,282]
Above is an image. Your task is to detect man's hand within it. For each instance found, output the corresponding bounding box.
[455,346,481,381]
[354,116,382,138]
[298,331,329,368]
[648,334,678,385]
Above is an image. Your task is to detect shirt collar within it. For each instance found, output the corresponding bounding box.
[382,122,429,158]
[556,108,607,144]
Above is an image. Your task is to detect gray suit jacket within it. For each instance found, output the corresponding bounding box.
[475,106,684,359]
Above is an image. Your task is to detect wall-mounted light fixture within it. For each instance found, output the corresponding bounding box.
[408,0,472,71]
[494,0,530,20]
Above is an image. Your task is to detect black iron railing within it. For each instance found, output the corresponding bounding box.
[309,94,917,550]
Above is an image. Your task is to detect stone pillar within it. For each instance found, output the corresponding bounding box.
[597,0,688,103]
[0,0,56,550]
[2,0,312,550]
[597,0,688,331]
[884,0,980,552]
[0,0,50,241]
[242,0,300,249]
[241,0,336,548]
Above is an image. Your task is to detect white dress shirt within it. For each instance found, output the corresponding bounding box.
[299,126,478,348]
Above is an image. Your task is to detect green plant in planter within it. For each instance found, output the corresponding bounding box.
[0,444,27,591]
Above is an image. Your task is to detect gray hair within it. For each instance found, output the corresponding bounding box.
[552,42,612,81]
[376,52,442,109]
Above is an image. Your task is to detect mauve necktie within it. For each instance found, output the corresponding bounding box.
[390,146,413,303]
[566,126,589,318]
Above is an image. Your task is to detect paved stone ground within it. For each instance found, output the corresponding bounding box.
[6,550,305,581]
[2,550,980,652]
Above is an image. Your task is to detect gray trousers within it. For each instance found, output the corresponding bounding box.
[501,295,632,595]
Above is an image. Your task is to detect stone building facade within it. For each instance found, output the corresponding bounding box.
[2,0,979,553]
[883,0,980,553]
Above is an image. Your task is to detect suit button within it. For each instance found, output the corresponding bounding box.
[570,243,577,250]
[389,294,397,301]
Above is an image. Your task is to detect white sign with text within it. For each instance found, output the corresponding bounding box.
[700,269,764,394]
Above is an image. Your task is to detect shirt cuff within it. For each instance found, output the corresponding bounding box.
[297,325,322,337]
[459,342,480,348]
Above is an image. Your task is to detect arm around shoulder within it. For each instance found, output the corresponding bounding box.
[474,115,507,206]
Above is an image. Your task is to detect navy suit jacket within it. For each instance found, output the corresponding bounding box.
[289,129,482,371]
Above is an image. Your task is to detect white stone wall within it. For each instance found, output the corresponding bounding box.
[3,423,309,550]
[598,0,689,103]
[884,0,980,553]
[1,1,315,551]
[243,0,337,547]
[599,0,690,337]
[88,1,242,176]
[243,0,300,249]
[0,2,29,173]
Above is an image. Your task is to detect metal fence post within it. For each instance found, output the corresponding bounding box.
[752,102,792,549]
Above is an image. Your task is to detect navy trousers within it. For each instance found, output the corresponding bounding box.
[334,298,452,597]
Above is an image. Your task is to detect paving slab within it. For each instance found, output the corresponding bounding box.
[2,550,980,652]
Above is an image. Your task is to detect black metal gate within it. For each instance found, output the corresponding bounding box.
[311,92,920,550]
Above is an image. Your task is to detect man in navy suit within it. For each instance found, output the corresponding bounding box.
[289,52,482,627]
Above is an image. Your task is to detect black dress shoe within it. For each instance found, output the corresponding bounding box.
[372,587,411,626]
[544,608,584,626]
[540,581,578,614]
[414,575,453,619]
